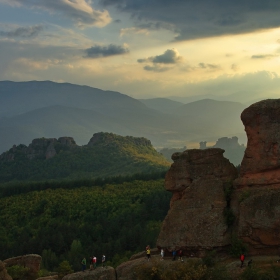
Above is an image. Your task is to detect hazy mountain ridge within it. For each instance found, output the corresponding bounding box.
[0,81,247,153]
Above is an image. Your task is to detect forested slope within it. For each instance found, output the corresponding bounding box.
[0,179,171,271]
[0,132,170,183]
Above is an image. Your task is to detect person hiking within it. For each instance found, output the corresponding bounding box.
[102,254,106,267]
[240,253,245,268]
[178,249,183,262]
[89,256,93,270]
[93,256,97,269]
[172,250,177,261]
[81,257,86,272]
[146,246,151,261]
[160,248,164,260]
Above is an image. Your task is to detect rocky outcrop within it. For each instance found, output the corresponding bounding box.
[0,261,12,280]
[62,267,116,280]
[157,148,237,254]
[0,137,78,161]
[231,99,280,254]
[3,254,41,275]
[199,137,245,165]
[235,99,280,187]
[37,276,58,280]
[116,257,151,280]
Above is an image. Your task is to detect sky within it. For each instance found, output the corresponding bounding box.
[1,0,280,102]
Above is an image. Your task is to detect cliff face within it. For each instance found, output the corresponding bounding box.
[0,137,77,161]
[157,148,237,254]
[232,99,280,254]
[157,99,280,256]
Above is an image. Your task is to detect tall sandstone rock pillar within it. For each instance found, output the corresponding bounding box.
[157,148,237,255]
[233,99,280,254]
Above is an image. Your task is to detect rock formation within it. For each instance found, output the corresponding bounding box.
[232,99,280,254]
[61,267,116,280]
[3,254,41,275]
[157,148,237,255]
[0,261,12,280]
[199,137,245,166]
[158,99,280,256]
[0,137,77,161]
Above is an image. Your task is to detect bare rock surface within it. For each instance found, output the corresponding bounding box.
[230,99,280,253]
[157,148,237,253]
[0,261,12,280]
[62,267,116,280]
[36,276,58,280]
[3,254,41,275]
[235,99,280,187]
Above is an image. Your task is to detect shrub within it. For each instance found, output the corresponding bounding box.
[7,265,30,280]
[230,235,248,257]
[57,260,74,280]
[223,208,235,226]
[202,250,217,267]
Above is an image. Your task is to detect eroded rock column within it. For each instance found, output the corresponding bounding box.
[157,148,237,254]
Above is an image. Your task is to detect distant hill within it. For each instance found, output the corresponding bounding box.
[0,81,247,153]
[0,132,170,183]
[138,98,184,114]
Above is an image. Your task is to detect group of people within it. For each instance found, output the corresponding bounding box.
[81,255,106,272]
[146,246,184,262]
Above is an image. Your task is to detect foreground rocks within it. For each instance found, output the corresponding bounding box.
[3,254,41,275]
[62,267,116,280]
[157,148,237,254]
[0,261,12,280]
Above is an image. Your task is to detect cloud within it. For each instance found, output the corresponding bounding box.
[120,27,149,37]
[0,25,43,38]
[99,0,280,40]
[231,64,239,71]
[143,65,170,72]
[198,63,220,70]
[1,0,111,28]
[84,44,129,58]
[251,54,278,59]
[138,49,183,64]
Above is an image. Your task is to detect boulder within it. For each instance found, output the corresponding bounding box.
[0,261,12,280]
[3,254,41,275]
[116,257,154,280]
[61,267,116,280]
[157,148,237,254]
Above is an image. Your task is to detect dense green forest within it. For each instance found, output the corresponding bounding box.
[0,178,171,271]
[0,132,170,183]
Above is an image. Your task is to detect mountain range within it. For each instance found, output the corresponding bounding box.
[0,80,247,153]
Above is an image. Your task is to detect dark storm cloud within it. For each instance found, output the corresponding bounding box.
[251,54,277,59]
[0,25,43,38]
[137,49,182,64]
[98,0,280,40]
[84,44,129,58]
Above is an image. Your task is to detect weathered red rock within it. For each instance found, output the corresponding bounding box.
[231,99,280,253]
[62,267,116,280]
[3,254,41,275]
[157,148,237,253]
[0,261,12,280]
[235,99,280,187]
